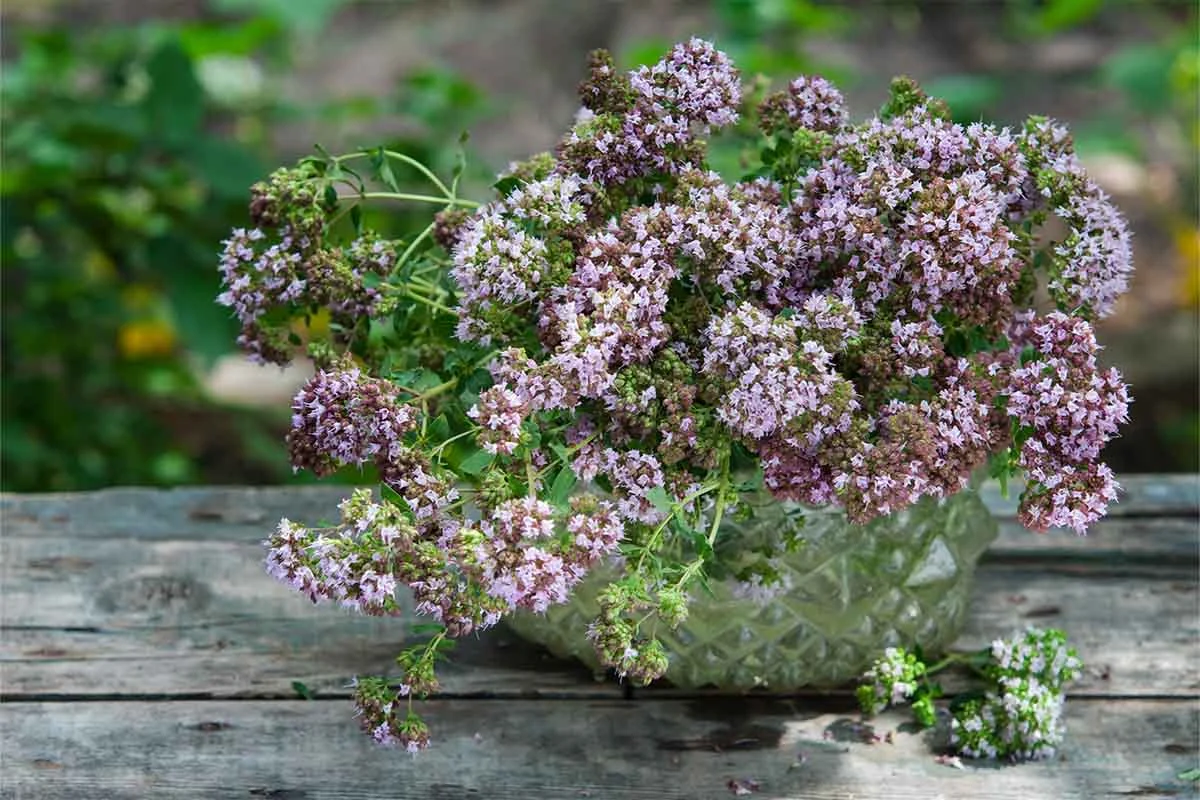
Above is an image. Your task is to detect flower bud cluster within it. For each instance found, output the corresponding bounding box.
[856,647,928,716]
[951,628,1083,761]
[218,167,397,364]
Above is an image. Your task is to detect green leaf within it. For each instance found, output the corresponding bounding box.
[155,237,237,367]
[492,175,521,197]
[409,622,446,636]
[291,680,314,700]
[392,367,443,392]
[142,39,205,146]
[547,465,577,507]
[372,147,401,192]
[459,449,493,476]
[1101,43,1177,114]
[426,414,450,443]
[1178,767,1200,783]
[646,486,674,514]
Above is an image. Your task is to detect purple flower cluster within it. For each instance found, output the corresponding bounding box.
[556,38,740,188]
[629,38,742,130]
[265,491,407,616]
[1019,118,1134,317]
[1003,312,1129,533]
[471,496,624,612]
[287,366,418,478]
[792,107,1027,325]
[758,75,848,134]
[218,213,396,364]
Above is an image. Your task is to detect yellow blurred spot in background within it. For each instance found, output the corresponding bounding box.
[118,319,177,359]
[1176,224,1200,309]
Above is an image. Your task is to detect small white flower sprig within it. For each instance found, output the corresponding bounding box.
[217,38,1131,752]
[857,627,1084,762]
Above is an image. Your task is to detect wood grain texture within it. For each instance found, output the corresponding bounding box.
[2,699,1196,800]
[2,474,1195,542]
[3,528,1196,699]
[1,477,1196,799]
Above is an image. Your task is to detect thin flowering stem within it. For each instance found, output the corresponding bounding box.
[430,429,476,454]
[409,378,460,404]
[336,150,458,200]
[673,448,731,590]
[632,480,723,577]
[360,191,480,209]
[403,289,458,316]
[394,222,436,275]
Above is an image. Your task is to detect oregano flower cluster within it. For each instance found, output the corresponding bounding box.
[218,39,1132,752]
[858,628,1084,762]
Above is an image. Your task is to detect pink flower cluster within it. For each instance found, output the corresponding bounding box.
[286,366,418,477]
[1003,312,1129,533]
[557,38,741,188]
[759,75,848,134]
[217,225,395,364]
[443,47,1132,531]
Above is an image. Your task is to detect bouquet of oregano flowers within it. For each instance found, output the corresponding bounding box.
[858,627,1084,762]
[218,39,1131,752]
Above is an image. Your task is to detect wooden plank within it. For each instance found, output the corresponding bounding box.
[2,475,1195,545]
[989,517,1199,563]
[976,474,1199,519]
[0,534,613,700]
[4,533,1195,699]
[2,698,1196,799]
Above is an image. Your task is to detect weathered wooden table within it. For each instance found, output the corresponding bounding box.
[3,476,1198,799]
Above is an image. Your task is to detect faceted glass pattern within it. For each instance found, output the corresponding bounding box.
[504,489,998,690]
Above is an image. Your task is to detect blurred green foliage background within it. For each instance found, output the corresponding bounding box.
[2,0,1196,492]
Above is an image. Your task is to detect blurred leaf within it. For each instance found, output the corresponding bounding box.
[1031,0,1104,34]
[921,75,1003,122]
[646,486,674,514]
[547,465,577,507]
[459,448,493,476]
[619,39,672,71]
[188,138,265,199]
[153,235,238,367]
[142,39,205,145]
[1102,43,1178,114]
[177,17,284,57]
[427,414,451,442]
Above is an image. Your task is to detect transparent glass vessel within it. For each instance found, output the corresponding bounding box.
[504,488,998,690]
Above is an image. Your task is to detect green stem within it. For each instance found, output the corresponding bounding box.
[431,429,475,454]
[361,191,479,208]
[404,289,457,316]
[337,150,457,200]
[411,378,459,404]
[394,222,435,275]
[673,448,731,589]
[925,648,990,676]
[632,480,722,577]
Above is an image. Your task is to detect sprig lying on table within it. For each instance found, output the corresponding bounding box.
[857,627,1083,762]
